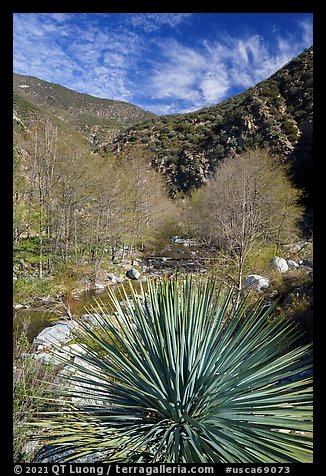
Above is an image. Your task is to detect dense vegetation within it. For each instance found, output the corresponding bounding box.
[113,47,313,217]
[186,149,303,298]
[13,73,156,146]
[14,120,179,304]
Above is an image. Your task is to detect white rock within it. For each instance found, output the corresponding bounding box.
[22,440,39,455]
[33,323,73,347]
[270,256,289,273]
[287,259,299,269]
[32,352,64,366]
[81,313,96,322]
[283,241,310,253]
[57,358,107,406]
[60,343,87,356]
[244,275,270,291]
[107,273,116,283]
[53,320,80,329]
[80,313,105,327]
[95,282,105,290]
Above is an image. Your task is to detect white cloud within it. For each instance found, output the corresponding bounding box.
[45,13,73,23]
[149,40,230,107]
[13,14,143,102]
[200,77,229,103]
[298,18,313,46]
[148,28,312,113]
[13,13,313,115]
[129,13,192,32]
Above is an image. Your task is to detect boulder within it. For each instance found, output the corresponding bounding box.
[269,256,289,273]
[33,323,74,347]
[60,343,87,356]
[126,267,141,280]
[55,357,107,406]
[80,313,105,326]
[299,258,313,268]
[283,241,310,254]
[52,320,79,329]
[31,344,87,366]
[244,274,270,291]
[107,273,116,284]
[22,440,39,456]
[171,236,196,246]
[287,259,299,269]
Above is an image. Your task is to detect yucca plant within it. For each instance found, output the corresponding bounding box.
[32,277,312,463]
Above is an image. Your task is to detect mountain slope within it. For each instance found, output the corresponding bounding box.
[13,73,156,146]
[112,47,313,198]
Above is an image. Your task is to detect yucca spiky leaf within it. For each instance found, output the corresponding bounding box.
[33,277,312,463]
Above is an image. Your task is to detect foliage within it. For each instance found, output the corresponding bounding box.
[269,269,313,345]
[13,123,177,283]
[33,278,312,463]
[114,48,312,203]
[13,73,155,146]
[244,243,278,275]
[187,149,303,294]
[13,324,58,462]
[13,276,55,305]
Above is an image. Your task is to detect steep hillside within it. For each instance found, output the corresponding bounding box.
[13,73,156,146]
[112,47,313,199]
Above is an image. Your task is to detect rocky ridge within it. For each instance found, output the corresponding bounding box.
[112,47,313,199]
[13,73,156,147]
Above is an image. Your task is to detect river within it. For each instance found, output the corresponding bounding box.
[14,240,212,342]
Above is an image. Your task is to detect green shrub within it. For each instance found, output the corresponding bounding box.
[33,278,312,463]
[13,324,59,462]
[13,277,54,305]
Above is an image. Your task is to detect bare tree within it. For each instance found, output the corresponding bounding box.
[190,149,303,304]
[29,119,58,277]
[118,144,176,252]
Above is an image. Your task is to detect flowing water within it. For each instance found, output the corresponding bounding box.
[14,241,212,342]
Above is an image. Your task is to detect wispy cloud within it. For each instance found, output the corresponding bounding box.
[147,20,313,113]
[13,14,143,101]
[148,40,230,111]
[128,13,192,32]
[298,17,313,45]
[13,13,313,115]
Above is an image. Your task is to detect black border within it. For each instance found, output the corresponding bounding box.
[3,1,320,473]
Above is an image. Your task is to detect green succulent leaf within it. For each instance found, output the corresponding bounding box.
[33,277,312,463]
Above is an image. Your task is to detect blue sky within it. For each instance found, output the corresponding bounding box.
[13,13,313,115]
